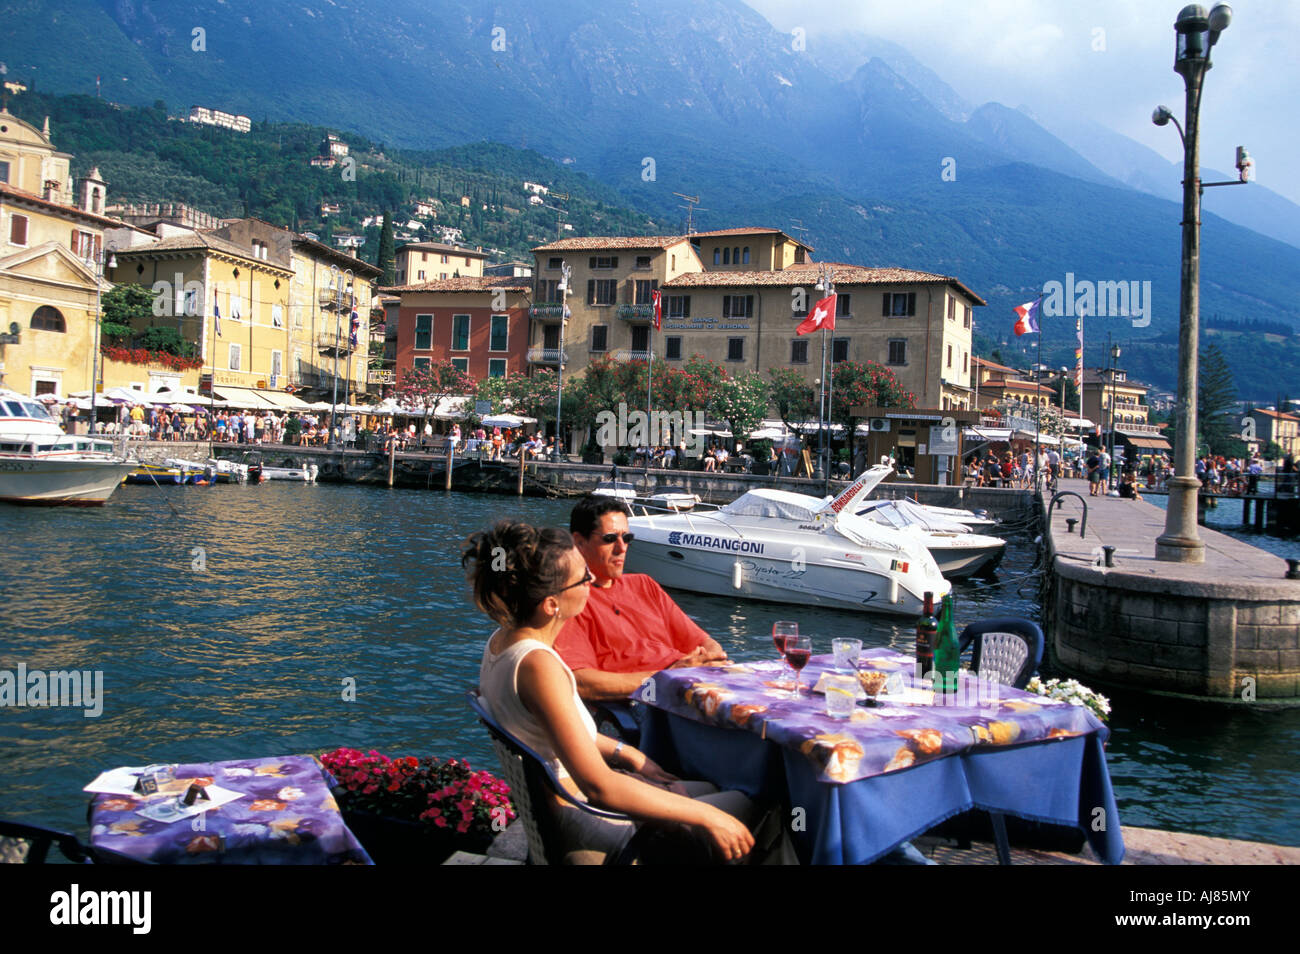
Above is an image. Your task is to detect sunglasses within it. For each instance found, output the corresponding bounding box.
[596,532,635,545]
[556,568,595,593]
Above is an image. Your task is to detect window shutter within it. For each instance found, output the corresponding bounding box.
[907,293,916,316]
[587,279,595,305]
[723,297,731,319]
[610,256,619,269]
[589,256,597,269]
[683,296,691,318]
[882,294,891,317]
[746,296,754,317]
[70,228,78,251]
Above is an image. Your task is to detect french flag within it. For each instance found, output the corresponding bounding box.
[349,309,360,348]
[1012,298,1040,337]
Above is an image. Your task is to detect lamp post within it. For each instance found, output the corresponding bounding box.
[327,265,353,450]
[1107,338,1121,489]
[553,261,571,461]
[812,264,835,481]
[1153,2,1238,563]
[86,247,118,433]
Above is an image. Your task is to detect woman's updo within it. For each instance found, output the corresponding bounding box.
[461,521,575,626]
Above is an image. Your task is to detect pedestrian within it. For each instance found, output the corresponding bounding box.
[1086,451,1102,496]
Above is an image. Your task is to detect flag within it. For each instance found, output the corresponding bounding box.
[795,294,836,336]
[1012,298,1040,337]
[651,288,662,331]
[349,309,360,348]
[214,294,222,337]
[1074,317,1083,389]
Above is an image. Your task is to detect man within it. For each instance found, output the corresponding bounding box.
[555,495,728,702]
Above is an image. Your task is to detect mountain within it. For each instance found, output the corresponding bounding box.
[4,0,1300,396]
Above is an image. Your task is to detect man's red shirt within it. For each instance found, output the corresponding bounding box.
[554,573,709,673]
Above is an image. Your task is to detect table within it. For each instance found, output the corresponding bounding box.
[88,754,373,864]
[639,648,1125,865]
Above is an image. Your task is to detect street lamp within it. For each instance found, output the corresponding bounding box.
[327,264,353,450]
[553,261,571,460]
[87,248,118,433]
[1107,340,1121,489]
[812,264,835,482]
[1153,2,1238,564]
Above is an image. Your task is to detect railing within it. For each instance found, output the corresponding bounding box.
[616,303,655,321]
[526,347,567,365]
[529,303,567,320]
[318,289,357,311]
[317,332,356,352]
[609,349,656,362]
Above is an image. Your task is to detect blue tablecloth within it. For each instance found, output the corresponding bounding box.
[640,652,1125,865]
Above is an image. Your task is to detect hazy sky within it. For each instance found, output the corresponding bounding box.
[745,0,1300,204]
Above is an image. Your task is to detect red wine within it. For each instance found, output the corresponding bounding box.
[773,634,789,653]
[785,648,811,671]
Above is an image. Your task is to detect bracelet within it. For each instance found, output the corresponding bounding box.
[612,741,625,764]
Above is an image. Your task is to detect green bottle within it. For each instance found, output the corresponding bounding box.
[934,593,961,696]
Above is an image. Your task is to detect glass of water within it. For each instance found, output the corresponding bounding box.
[831,638,862,672]
[823,674,859,719]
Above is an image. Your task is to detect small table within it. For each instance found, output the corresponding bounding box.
[88,754,372,864]
[639,648,1125,865]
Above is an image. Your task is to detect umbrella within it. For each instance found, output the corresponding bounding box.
[482,413,536,428]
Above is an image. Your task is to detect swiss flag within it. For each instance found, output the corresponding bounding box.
[651,288,662,331]
[796,294,837,335]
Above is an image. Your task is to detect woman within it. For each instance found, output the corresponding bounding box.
[1086,451,1101,496]
[465,522,755,863]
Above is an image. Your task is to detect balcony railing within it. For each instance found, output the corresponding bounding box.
[318,289,358,311]
[317,332,357,353]
[527,347,568,365]
[616,303,655,322]
[609,349,656,363]
[529,303,567,321]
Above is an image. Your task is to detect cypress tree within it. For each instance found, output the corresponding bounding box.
[1198,341,1238,453]
[376,211,397,286]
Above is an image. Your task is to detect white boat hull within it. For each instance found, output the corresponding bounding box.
[0,457,139,506]
[925,536,1006,577]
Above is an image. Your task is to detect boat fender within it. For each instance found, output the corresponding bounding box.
[732,559,744,590]
[888,575,900,605]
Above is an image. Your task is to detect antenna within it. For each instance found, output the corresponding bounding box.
[788,218,811,251]
[673,192,705,235]
[547,192,570,238]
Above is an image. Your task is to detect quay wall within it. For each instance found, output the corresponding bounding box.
[1043,484,1300,703]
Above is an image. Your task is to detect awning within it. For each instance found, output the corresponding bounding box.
[963,427,1011,441]
[211,386,282,410]
[257,390,312,410]
[1122,435,1172,450]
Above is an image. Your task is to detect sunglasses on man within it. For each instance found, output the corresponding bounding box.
[596,532,635,545]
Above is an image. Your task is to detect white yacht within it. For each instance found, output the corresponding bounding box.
[0,390,138,506]
[856,496,1006,577]
[624,469,950,616]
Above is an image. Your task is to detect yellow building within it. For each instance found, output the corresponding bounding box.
[1248,409,1299,458]
[395,241,486,284]
[0,107,117,397]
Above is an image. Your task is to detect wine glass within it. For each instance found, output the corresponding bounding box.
[772,621,798,671]
[784,635,812,698]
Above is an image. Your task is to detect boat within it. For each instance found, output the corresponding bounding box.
[850,463,996,529]
[0,390,138,506]
[637,487,702,512]
[592,480,637,502]
[624,469,950,616]
[856,497,1006,577]
[242,451,317,482]
[205,458,251,484]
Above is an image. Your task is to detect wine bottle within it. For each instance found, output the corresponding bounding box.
[935,593,961,696]
[915,591,936,685]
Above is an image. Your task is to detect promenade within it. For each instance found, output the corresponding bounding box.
[1044,479,1299,700]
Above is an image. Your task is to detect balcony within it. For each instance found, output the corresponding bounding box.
[529,303,567,322]
[317,331,358,354]
[527,347,568,366]
[616,303,655,323]
[368,370,396,385]
[318,289,358,311]
[609,349,656,363]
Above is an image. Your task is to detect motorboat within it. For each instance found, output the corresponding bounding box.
[637,487,702,512]
[624,469,950,616]
[205,458,252,484]
[242,451,316,482]
[592,480,637,502]
[850,463,996,529]
[0,389,138,506]
[124,460,210,486]
[857,497,1006,577]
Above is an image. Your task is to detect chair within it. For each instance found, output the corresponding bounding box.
[959,618,1044,690]
[0,819,90,864]
[467,690,680,865]
[588,701,641,747]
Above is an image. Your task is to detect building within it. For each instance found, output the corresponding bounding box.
[1081,367,1170,456]
[484,261,533,278]
[394,241,486,284]
[386,276,532,382]
[0,108,122,397]
[187,106,251,134]
[523,181,549,196]
[324,134,349,158]
[1246,408,1299,458]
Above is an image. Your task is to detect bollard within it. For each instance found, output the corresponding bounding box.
[1102,545,1116,568]
[387,438,396,488]
[445,439,454,492]
[1286,559,1299,580]
[517,447,525,496]
[1066,518,1078,535]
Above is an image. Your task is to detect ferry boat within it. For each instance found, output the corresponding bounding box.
[0,390,138,506]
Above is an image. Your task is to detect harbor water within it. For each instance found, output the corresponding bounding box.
[1,483,1296,849]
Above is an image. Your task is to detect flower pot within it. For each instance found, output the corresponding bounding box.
[342,810,492,865]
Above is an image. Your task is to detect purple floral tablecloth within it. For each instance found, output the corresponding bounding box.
[643,648,1105,785]
[89,754,373,864]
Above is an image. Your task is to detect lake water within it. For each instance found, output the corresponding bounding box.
[1,482,1296,850]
